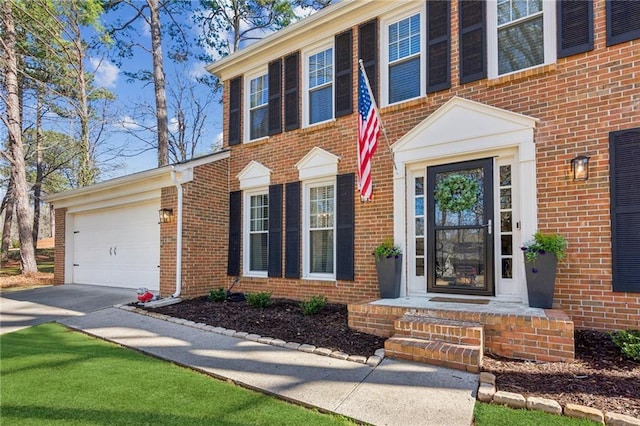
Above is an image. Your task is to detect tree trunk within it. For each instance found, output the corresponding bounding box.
[32,90,44,248]
[148,0,169,167]
[1,0,38,273]
[1,176,15,261]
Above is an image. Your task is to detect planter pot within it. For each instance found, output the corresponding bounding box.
[375,255,402,298]
[525,253,558,309]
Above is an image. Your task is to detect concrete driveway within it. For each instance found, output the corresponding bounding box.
[0,284,137,335]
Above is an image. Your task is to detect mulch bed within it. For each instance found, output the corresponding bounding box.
[145,296,639,419]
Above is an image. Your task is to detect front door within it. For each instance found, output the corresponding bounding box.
[427,159,494,296]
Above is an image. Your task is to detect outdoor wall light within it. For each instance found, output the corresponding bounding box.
[158,208,174,224]
[571,156,590,181]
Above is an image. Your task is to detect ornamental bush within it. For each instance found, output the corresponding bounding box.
[611,329,640,361]
[208,287,228,303]
[299,295,328,315]
[246,291,272,308]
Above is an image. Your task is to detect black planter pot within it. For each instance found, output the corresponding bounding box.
[375,255,402,298]
[525,253,558,309]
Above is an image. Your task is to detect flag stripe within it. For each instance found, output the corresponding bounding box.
[357,65,380,202]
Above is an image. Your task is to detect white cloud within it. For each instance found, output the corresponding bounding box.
[118,115,141,130]
[141,19,151,38]
[90,57,119,88]
[168,117,179,133]
[188,61,208,80]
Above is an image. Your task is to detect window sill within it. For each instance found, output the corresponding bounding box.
[243,272,268,279]
[243,136,269,147]
[487,64,557,88]
[301,276,337,285]
[380,96,429,115]
[301,119,337,135]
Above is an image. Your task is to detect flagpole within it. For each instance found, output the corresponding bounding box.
[358,60,397,171]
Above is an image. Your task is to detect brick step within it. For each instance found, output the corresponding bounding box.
[394,314,484,347]
[385,335,482,373]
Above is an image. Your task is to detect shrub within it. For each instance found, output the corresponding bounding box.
[246,291,272,308]
[610,330,640,361]
[208,287,228,303]
[299,295,328,316]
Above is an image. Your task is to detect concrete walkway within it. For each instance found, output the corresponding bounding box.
[60,307,478,426]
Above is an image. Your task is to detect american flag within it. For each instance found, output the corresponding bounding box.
[357,65,380,202]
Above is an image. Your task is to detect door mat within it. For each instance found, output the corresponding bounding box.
[429,297,489,304]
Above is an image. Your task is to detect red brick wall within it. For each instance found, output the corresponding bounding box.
[215,1,639,331]
[160,158,230,297]
[53,208,66,285]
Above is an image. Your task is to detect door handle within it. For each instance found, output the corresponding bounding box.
[485,219,492,235]
[109,247,112,256]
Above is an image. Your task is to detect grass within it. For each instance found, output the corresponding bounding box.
[474,402,599,426]
[0,323,355,426]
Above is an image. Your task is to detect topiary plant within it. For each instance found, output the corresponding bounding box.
[299,295,328,315]
[245,291,272,308]
[610,329,640,361]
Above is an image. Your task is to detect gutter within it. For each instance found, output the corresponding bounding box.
[171,167,184,298]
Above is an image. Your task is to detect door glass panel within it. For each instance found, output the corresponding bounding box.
[434,168,484,227]
[414,177,425,277]
[434,228,486,288]
[499,165,513,279]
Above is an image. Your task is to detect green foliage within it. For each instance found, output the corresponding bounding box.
[521,232,568,263]
[434,174,479,213]
[246,291,272,308]
[208,287,227,303]
[299,295,328,316]
[373,239,401,261]
[610,330,640,361]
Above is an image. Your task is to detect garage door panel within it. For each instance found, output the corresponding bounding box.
[71,201,160,290]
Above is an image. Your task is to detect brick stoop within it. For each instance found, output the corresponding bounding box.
[385,314,484,373]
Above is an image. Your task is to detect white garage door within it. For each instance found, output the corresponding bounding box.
[71,201,160,290]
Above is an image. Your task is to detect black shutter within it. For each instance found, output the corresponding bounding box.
[358,19,378,102]
[336,173,355,281]
[610,128,640,292]
[268,184,283,277]
[284,52,300,131]
[268,59,282,135]
[228,77,241,146]
[227,191,241,276]
[459,0,486,84]
[285,181,301,278]
[557,0,593,58]
[607,0,640,46]
[335,29,353,118]
[426,0,451,93]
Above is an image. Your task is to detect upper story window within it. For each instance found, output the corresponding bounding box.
[307,47,334,125]
[248,73,269,141]
[387,12,422,104]
[488,0,555,78]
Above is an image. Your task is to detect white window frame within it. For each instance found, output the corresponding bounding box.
[302,177,336,280]
[487,0,556,79]
[302,41,335,128]
[380,5,425,107]
[244,67,269,143]
[243,189,269,277]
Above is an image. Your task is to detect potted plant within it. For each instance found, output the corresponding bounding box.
[373,239,402,298]
[521,232,568,309]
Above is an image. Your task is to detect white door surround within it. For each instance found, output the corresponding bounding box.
[391,96,539,302]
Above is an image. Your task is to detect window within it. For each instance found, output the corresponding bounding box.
[305,182,335,278]
[245,192,269,275]
[387,13,421,104]
[307,47,333,125]
[489,0,555,77]
[248,73,269,140]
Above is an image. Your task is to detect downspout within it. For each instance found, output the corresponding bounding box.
[171,168,183,298]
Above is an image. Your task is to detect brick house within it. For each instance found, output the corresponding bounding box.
[51,0,638,368]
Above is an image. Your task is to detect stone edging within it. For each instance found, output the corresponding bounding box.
[478,372,640,426]
[118,305,385,367]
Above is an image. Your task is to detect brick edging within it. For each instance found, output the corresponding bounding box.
[118,304,386,367]
[477,372,640,425]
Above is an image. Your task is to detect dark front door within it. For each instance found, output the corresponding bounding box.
[427,158,494,296]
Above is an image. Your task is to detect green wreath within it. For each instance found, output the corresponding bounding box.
[434,174,479,213]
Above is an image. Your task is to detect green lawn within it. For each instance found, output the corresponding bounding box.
[0,323,355,425]
[474,401,599,426]
[1,248,54,275]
